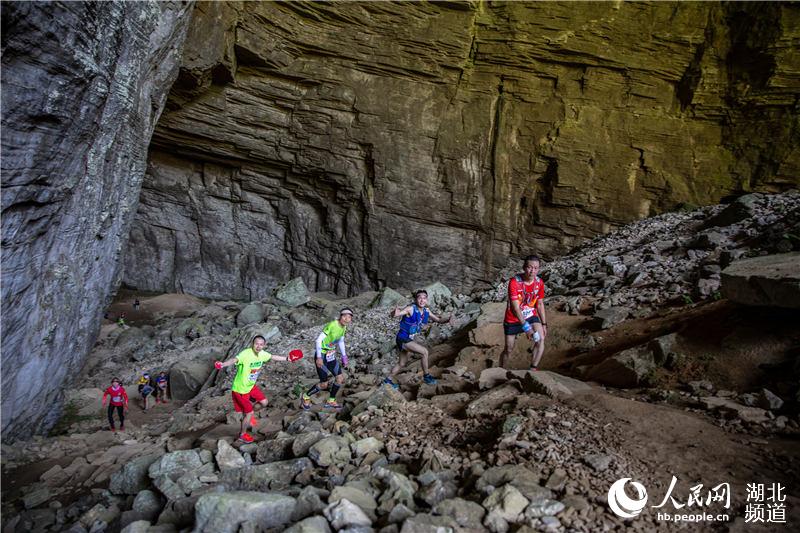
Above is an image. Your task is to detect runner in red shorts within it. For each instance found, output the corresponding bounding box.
[215,335,295,442]
[499,255,548,370]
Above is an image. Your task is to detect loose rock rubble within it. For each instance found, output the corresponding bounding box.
[3,193,799,532]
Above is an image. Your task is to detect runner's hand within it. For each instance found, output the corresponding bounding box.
[214,361,223,370]
[342,355,349,368]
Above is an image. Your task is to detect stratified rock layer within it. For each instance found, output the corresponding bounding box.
[1,1,193,438]
[124,1,800,299]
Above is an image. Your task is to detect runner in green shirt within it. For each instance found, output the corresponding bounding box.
[301,308,353,411]
[215,335,294,442]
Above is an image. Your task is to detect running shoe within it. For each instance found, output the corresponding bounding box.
[300,395,312,411]
[529,366,539,372]
[239,432,254,443]
[323,399,342,410]
[423,373,438,385]
[383,377,399,390]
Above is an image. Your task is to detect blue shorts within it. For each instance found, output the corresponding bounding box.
[396,334,413,352]
[503,316,540,336]
[316,357,341,382]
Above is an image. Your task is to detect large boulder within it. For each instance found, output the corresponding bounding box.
[422,281,453,310]
[721,252,800,309]
[169,358,213,400]
[351,385,406,416]
[194,491,296,533]
[371,287,408,309]
[236,303,265,326]
[109,455,161,495]
[220,458,313,491]
[63,388,105,417]
[584,347,656,388]
[275,277,311,307]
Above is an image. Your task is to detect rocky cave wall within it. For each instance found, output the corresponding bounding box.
[123,0,800,300]
[1,1,193,439]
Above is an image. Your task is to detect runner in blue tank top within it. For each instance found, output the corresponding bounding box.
[384,289,453,388]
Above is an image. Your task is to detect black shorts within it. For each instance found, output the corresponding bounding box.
[316,357,342,382]
[396,334,414,352]
[503,316,540,336]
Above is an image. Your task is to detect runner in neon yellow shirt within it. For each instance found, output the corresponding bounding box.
[215,335,295,442]
[301,308,353,411]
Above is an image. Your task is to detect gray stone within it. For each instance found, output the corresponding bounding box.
[309,436,351,467]
[220,458,313,491]
[374,467,417,513]
[351,386,406,417]
[482,484,529,522]
[758,389,784,411]
[433,498,486,529]
[465,384,520,417]
[194,491,296,532]
[323,498,372,530]
[584,347,656,388]
[256,433,295,463]
[148,450,204,480]
[524,499,565,518]
[284,515,332,533]
[132,490,162,519]
[387,503,416,524]
[372,288,407,309]
[237,303,265,326]
[722,253,800,309]
[705,194,759,228]
[216,439,246,471]
[422,282,453,310]
[110,454,161,495]
[292,431,328,458]
[351,437,384,457]
[169,358,213,400]
[63,388,105,417]
[292,486,330,522]
[592,306,630,329]
[510,370,592,398]
[23,487,50,509]
[275,278,311,307]
[582,453,613,472]
[120,521,150,533]
[330,484,378,520]
[479,368,509,390]
[649,333,677,366]
[400,513,458,532]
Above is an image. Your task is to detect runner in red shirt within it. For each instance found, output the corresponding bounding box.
[499,255,548,369]
[102,377,129,432]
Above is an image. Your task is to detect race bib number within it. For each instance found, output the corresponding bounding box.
[522,307,534,319]
[325,351,336,362]
[112,395,122,403]
[248,368,260,382]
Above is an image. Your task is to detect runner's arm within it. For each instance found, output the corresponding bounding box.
[391,305,412,318]
[216,357,238,369]
[101,389,109,406]
[315,331,326,360]
[338,338,347,359]
[510,298,527,325]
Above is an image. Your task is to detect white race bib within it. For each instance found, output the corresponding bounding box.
[522,307,534,319]
[325,351,336,362]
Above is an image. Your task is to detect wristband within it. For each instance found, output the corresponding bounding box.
[522,322,532,332]
[542,323,547,326]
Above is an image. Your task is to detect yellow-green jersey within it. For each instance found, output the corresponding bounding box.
[231,348,272,394]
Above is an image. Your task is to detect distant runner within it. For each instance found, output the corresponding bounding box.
[155,371,169,404]
[137,372,155,411]
[499,255,547,370]
[215,335,294,443]
[301,308,353,411]
[102,377,129,432]
[384,290,452,388]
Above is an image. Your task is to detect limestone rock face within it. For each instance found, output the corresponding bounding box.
[124,1,800,300]
[1,1,193,438]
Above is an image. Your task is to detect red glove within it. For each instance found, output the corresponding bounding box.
[288,350,303,362]
[214,361,223,370]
